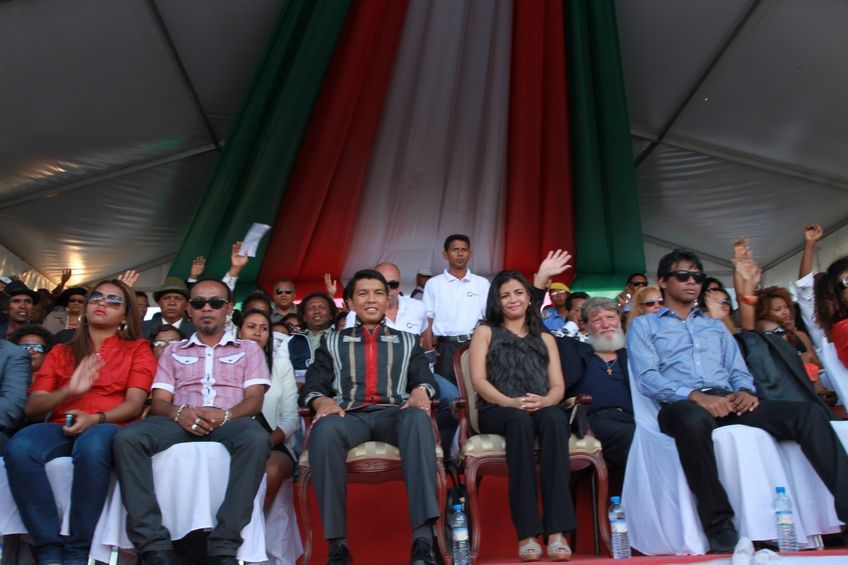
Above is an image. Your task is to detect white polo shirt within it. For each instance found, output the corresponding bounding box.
[423,268,489,336]
[345,295,428,335]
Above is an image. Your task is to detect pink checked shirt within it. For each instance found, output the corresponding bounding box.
[152,332,271,409]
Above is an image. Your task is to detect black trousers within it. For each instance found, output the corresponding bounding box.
[658,398,848,533]
[477,405,577,540]
[588,409,635,470]
[435,339,465,384]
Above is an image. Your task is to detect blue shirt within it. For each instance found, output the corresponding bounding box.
[627,307,756,403]
[542,307,567,331]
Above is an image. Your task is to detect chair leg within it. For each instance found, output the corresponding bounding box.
[591,473,600,555]
[435,462,452,565]
[298,468,314,565]
[591,455,612,556]
[465,462,482,564]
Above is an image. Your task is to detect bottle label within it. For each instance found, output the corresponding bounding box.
[776,511,794,526]
[611,520,628,534]
[452,527,469,541]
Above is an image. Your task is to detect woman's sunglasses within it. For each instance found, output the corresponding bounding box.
[19,343,47,354]
[641,298,664,307]
[89,291,125,309]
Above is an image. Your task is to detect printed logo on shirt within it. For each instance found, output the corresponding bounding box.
[218,352,246,364]
[380,335,400,344]
[467,291,480,297]
[172,354,199,365]
[343,336,362,343]
[406,322,416,329]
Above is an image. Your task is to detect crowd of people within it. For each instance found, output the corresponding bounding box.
[0,227,847,564]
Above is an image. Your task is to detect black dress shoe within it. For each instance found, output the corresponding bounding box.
[327,541,353,565]
[707,526,739,554]
[207,556,239,565]
[141,549,180,565]
[410,537,437,565]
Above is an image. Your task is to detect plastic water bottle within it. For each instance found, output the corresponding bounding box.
[774,486,798,552]
[450,503,471,565]
[608,496,631,559]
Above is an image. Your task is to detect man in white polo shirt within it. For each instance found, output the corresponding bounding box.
[423,234,490,383]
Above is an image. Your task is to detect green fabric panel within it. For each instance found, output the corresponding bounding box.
[565,0,646,290]
[169,0,352,283]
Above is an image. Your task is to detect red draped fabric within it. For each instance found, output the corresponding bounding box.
[258,0,410,295]
[503,0,574,282]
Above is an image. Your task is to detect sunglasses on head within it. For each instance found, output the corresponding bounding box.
[188,297,229,310]
[275,288,294,296]
[664,270,707,284]
[630,280,648,287]
[386,280,400,290]
[19,343,47,354]
[641,298,664,306]
[89,291,125,308]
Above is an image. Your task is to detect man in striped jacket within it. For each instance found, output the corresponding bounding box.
[300,269,440,565]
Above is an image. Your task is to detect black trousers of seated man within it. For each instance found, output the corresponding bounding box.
[112,416,271,557]
[588,409,635,470]
[658,397,848,535]
[307,405,440,540]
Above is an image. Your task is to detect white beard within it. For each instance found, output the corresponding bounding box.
[589,329,626,352]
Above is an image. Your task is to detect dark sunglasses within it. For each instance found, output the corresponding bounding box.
[89,291,125,308]
[20,343,47,354]
[67,297,86,304]
[285,323,303,332]
[188,297,229,310]
[275,288,294,295]
[386,280,401,290]
[664,270,706,284]
[641,298,664,306]
[630,280,648,287]
[721,300,733,307]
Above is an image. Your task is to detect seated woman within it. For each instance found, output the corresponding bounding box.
[756,286,820,367]
[624,285,663,330]
[43,287,87,334]
[4,280,156,565]
[814,256,848,368]
[468,271,574,562]
[237,308,298,511]
[699,285,737,333]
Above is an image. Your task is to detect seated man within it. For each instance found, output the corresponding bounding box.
[142,277,195,338]
[0,338,31,453]
[300,269,440,565]
[112,278,271,565]
[558,297,634,470]
[628,249,848,553]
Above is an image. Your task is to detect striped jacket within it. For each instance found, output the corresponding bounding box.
[299,323,438,410]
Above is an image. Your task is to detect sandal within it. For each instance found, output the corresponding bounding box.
[518,537,542,562]
[547,533,572,561]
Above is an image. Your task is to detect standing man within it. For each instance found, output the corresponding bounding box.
[271,280,297,324]
[423,234,489,382]
[410,268,433,301]
[135,291,150,323]
[1,281,38,339]
[628,249,848,553]
[113,278,271,565]
[300,269,440,565]
[542,282,570,331]
[142,277,195,338]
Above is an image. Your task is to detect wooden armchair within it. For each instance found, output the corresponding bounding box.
[452,344,612,561]
[297,401,450,564]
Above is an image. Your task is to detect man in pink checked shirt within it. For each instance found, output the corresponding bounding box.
[113,278,271,565]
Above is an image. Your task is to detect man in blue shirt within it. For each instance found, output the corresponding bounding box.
[542,282,570,331]
[628,249,848,554]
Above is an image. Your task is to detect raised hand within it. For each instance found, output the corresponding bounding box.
[231,242,249,269]
[60,268,72,284]
[804,224,823,243]
[117,269,139,288]
[323,273,338,297]
[735,258,761,285]
[732,237,751,266]
[190,256,206,279]
[533,249,573,288]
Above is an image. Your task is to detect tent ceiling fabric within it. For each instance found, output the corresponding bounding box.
[0,0,846,287]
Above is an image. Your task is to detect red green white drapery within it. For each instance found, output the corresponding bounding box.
[171,0,644,297]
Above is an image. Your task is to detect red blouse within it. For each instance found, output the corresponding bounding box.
[31,335,156,424]
[833,319,848,370]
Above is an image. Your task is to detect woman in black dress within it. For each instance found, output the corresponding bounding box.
[468,271,574,562]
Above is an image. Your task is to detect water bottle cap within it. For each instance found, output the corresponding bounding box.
[452,504,462,511]
[776,486,786,494]
[610,496,621,503]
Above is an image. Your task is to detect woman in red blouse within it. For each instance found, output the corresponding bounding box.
[815,256,848,369]
[4,279,156,565]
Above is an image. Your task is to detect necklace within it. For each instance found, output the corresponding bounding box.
[605,359,617,376]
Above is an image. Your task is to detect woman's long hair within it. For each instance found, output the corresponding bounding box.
[237,307,274,369]
[69,279,141,367]
[755,286,795,326]
[625,285,663,330]
[483,271,543,337]
[815,256,848,339]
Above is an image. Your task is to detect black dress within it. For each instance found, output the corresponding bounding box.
[477,326,577,540]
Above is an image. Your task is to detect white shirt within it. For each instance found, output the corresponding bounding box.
[423,268,489,336]
[272,331,292,360]
[795,272,848,397]
[345,295,428,335]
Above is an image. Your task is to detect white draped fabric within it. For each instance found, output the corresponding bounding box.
[622,363,846,556]
[1,443,302,565]
[342,0,513,283]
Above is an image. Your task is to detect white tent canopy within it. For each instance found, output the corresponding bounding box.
[0,0,846,292]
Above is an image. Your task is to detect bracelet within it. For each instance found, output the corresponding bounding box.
[174,403,189,423]
[97,411,106,424]
[221,409,232,427]
[739,295,758,306]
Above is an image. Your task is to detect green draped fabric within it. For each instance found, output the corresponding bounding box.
[565,0,645,291]
[169,0,351,287]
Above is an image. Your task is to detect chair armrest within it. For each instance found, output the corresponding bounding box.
[564,394,593,409]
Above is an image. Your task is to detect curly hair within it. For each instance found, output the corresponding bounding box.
[754,286,794,324]
[815,256,848,339]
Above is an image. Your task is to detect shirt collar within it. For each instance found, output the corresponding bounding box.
[443,268,473,282]
[180,331,239,349]
[657,306,704,320]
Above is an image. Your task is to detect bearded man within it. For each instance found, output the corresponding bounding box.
[556,297,634,470]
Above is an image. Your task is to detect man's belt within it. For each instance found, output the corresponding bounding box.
[436,334,473,344]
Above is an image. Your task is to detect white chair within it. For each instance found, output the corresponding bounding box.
[622,362,844,555]
[0,456,74,539]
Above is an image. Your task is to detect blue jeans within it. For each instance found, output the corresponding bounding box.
[433,373,459,458]
[5,422,119,564]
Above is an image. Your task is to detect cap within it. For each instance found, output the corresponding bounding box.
[3,280,39,304]
[416,267,433,277]
[153,276,190,302]
[57,287,88,307]
[549,282,570,293]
